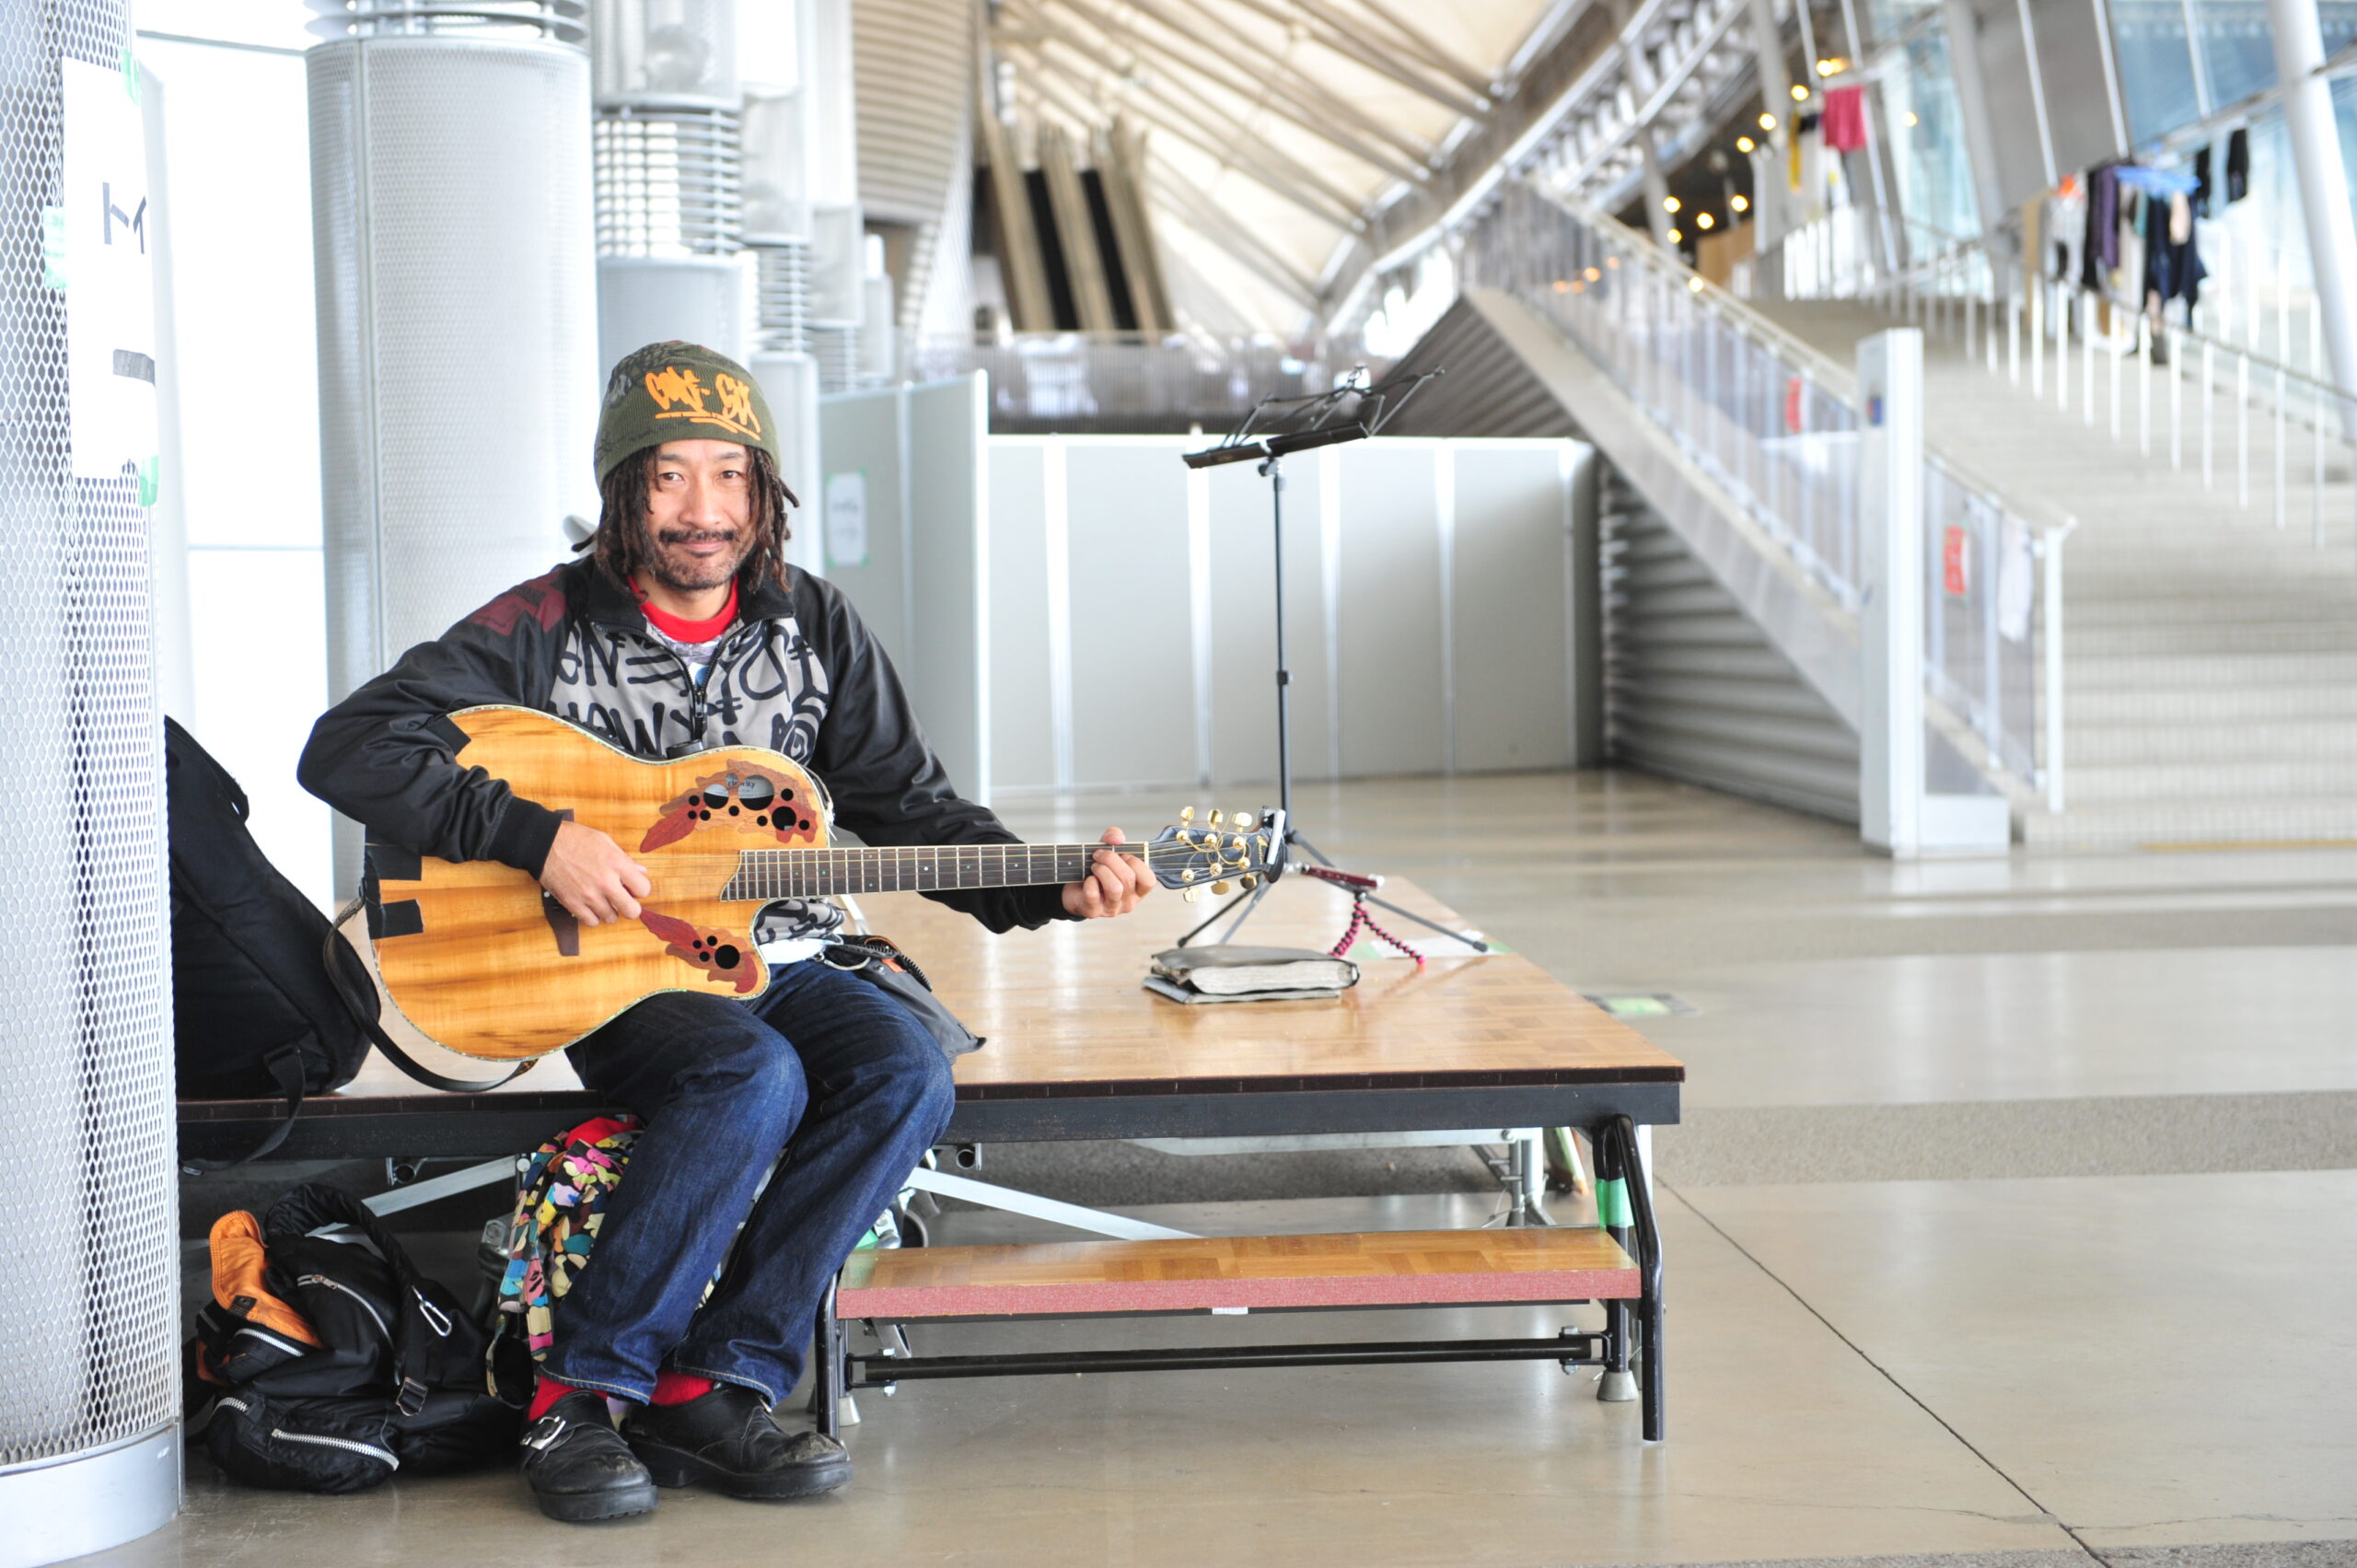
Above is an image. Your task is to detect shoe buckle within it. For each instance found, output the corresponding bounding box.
[522,1416,567,1451]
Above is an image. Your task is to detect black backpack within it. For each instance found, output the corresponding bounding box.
[167,718,520,1167]
[188,1183,520,1493]
[167,717,372,1161]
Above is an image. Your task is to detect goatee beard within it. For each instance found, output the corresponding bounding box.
[646,528,748,593]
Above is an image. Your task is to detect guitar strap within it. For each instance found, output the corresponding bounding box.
[326,898,536,1095]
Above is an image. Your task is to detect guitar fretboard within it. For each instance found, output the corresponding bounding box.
[721,842,1148,901]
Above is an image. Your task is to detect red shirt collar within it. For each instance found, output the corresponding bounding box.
[632,576,739,644]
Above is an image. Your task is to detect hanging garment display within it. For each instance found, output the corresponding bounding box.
[2193,145,2213,217]
[2116,188,2146,312]
[2144,190,2205,309]
[2081,163,2119,292]
[2041,179,2084,282]
[2225,127,2249,203]
[1821,86,1868,152]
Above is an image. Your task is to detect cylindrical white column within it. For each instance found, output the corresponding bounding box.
[308,3,598,888]
[2268,0,2357,437]
[0,4,180,1562]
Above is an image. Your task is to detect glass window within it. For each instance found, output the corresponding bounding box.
[1883,29,1980,239]
[1865,0,1939,46]
[2193,0,2275,107]
[2110,0,2202,144]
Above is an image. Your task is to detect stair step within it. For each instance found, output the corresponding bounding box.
[2024,796,2357,849]
[2066,650,2357,689]
[2067,720,2357,765]
[2065,684,2357,725]
[2065,621,2357,656]
[2062,758,2357,802]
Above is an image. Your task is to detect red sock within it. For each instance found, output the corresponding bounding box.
[651,1371,716,1406]
[528,1376,575,1422]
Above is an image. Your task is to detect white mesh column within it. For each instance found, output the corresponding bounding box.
[308,1,598,889]
[0,3,180,1562]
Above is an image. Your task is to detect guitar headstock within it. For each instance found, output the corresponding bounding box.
[1148,807,1287,899]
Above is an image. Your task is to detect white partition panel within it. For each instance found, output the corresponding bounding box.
[904,374,991,801]
[979,435,1583,796]
[817,390,909,655]
[1064,439,1200,789]
[1335,442,1449,778]
[1205,454,1336,785]
[986,440,1057,793]
[819,376,988,801]
[1449,440,1575,772]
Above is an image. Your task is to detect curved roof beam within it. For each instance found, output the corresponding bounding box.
[1031,0,1433,185]
[1358,0,1502,96]
[1223,0,1492,118]
[1002,29,1365,230]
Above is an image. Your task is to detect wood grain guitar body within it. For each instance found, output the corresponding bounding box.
[367,706,820,1062]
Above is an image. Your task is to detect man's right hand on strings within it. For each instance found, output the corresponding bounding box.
[540,819,654,926]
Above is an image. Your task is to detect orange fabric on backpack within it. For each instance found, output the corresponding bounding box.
[210,1210,321,1348]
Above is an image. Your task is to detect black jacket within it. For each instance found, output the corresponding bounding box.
[298,557,1069,934]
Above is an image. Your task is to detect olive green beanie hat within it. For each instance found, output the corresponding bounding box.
[595,341,781,482]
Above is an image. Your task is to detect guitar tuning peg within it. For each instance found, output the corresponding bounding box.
[1238,874,1258,890]
[1212,879,1232,895]
[1179,806,1195,823]
[1235,811,1257,830]
[1208,810,1225,826]
[1183,887,1202,902]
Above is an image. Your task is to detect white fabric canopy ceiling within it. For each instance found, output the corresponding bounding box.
[988,0,1575,338]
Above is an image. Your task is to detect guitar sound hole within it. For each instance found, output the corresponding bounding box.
[702,787,730,809]
[714,944,739,969]
[739,778,775,809]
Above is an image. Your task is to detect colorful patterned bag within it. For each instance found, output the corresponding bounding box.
[485,1113,643,1400]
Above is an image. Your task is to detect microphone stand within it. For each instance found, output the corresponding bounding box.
[1176,368,1486,954]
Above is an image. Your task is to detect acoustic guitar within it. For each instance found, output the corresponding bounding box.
[363,706,1285,1061]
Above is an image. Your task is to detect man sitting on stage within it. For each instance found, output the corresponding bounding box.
[300,342,1153,1522]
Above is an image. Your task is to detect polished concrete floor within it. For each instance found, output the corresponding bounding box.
[110,772,2357,1568]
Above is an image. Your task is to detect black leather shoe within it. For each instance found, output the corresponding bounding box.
[520,1390,660,1523]
[621,1384,851,1500]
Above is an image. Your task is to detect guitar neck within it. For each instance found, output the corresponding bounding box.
[722,842,1147,901]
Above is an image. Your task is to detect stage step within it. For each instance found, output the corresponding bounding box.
[837,1226,1641,1320]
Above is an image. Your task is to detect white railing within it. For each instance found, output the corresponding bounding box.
[1759,203,2357,561]
[1466,181,2070,810]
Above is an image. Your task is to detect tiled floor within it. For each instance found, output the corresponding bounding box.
[109,772,2357,1568]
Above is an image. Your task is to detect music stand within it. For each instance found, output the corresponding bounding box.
[1177,366,1487,954]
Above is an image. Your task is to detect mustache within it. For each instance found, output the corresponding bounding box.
[655,526,741,545]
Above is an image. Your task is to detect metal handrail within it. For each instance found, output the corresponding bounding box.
[1471,181,2066,811]
[1551,190,2077,540]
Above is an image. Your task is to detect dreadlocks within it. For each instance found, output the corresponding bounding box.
[590,445,798,594]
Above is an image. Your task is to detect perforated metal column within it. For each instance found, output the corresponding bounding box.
[0,2,180,1561]
[308,18,597,887]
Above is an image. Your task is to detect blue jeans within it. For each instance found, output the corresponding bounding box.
[540,960,956,1405]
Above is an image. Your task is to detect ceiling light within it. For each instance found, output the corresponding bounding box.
[1554,279,1571,293]
[1736,135,1755,153]
[1902,110,1920,127]
[1759,112,1777,130]
[1664,195,1680,213]
[1688,277,1704,292]
[1585,266,1601,282]
[1732,193,1749,213]
[1790,83,1809,101]
[1666,227,1682,243]
[1697,212,1714,229]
